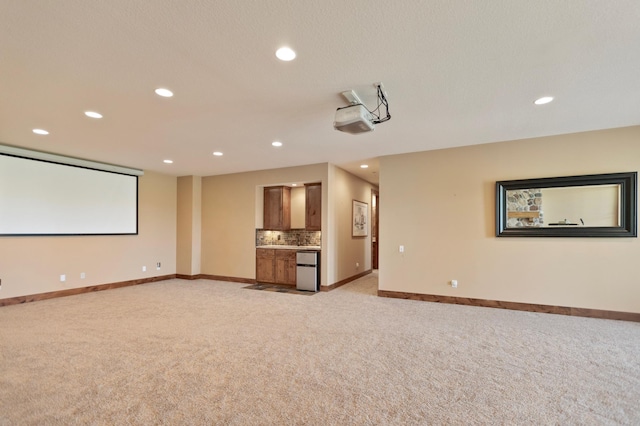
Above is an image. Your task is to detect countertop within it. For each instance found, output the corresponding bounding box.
[257,245,321,250]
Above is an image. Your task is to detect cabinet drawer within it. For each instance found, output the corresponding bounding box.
[256,249,275,258]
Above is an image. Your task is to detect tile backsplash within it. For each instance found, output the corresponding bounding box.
[256,229,321,246]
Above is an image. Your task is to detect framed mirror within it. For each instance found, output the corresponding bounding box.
[496,172,637,237]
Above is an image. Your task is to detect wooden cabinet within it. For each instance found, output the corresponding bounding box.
[275,250,297,285]
[256,249,276,283]
[263,186,291,230]
[256,248,296,285]
[305,183,321,231]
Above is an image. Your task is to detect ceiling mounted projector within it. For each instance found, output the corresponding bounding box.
[333,84,391,135]
[334,104,375,134]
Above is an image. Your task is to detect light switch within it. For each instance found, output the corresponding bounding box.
[399,245,404,253]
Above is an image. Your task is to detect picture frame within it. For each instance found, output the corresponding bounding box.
[352,199,368,237]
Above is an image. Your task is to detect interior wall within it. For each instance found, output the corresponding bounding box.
[379,125,640,313]
[290,186,306,229]
[326,165,338,285]
[176,176,202,276]
[192,177,202,274]
[176,176,194,275]
[201,163,329,283]
[200,163,373,286]
[0,171,177,299]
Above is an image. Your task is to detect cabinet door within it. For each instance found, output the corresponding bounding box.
[305,183,322,231]
[263,187,282,230]
[275,250,297,285]
[256,249,276,283]
[275,255,286,284]
[263,186,291,230]
[281,186,291,230]
[285,251,297,285]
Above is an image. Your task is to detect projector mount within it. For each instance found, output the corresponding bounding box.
[343,83,391,122]
[334,83,391,134]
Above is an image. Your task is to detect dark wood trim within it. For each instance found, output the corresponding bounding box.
[175,274,256,284]
[198,274,257,284]
[377,290,640,323]
[321,270,372,292]
[175,274,199,280]
[0,274,176,307]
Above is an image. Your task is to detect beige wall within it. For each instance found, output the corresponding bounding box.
[0,160,373,299]
[201,163,329,283]
[0,171,177,299]
[290,186,306,229]
[200,163,374,286]
[379,126,640,313]
[177,176,202,275]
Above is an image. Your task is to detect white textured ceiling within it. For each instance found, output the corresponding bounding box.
[2,1,640,184]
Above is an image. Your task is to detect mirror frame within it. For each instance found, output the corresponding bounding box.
[496,172,637,237]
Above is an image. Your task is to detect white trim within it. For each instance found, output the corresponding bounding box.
[0,143,144,176]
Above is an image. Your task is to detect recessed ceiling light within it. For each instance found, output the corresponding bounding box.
[163,159,173,164]
[155,88,174,98]
[32,128,49,135]
[360,164,369,169]
[292,183,298,187]
[84,111,103,119]
[534,96,554,105]
[213,151,223,156]
[272,141,283,147]
[275,47,296,61]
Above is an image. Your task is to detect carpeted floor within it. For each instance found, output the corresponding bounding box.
[243,283,316,295]
[1,272,639,425]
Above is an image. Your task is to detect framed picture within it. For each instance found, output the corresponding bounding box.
[352,200,368,237]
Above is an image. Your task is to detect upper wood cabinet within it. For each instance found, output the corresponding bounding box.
[305,183,321,231]
[263,186,291,230]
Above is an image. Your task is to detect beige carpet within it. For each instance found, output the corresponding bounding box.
[1,273,639,425]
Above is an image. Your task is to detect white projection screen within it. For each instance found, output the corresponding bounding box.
[0,154,138,236]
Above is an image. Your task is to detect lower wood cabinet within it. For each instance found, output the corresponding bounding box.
[256,249,297,285]
[275,250,296,285]
[256,249,276,283]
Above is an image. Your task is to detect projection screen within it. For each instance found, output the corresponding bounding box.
[0,154,138,236]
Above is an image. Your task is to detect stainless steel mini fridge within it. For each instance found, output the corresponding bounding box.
[296,250,319,292]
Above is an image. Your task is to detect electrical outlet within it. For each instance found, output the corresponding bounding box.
[399,245,405,253]
[142,266,146,272]
[80,272,86,279]
[451,280,458,288]
[356,262,359,268]
[60,274,66,282]
[156,262,161,270]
